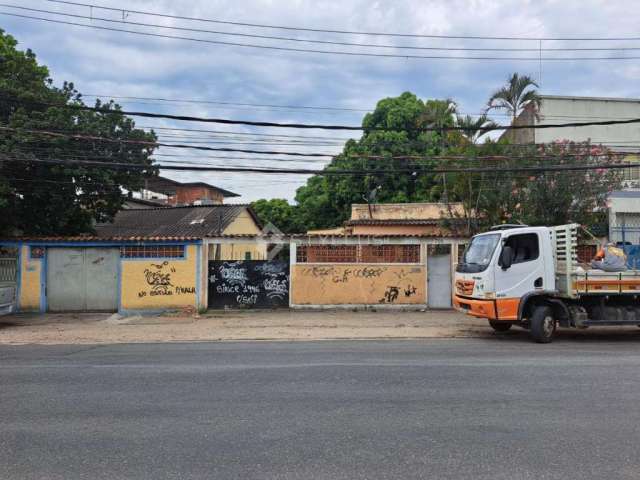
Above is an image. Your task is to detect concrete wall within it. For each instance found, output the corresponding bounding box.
[535,96,640,145]
[120,244,200,311]
[170,186,224,205]
[350,224,451,236]
[350,202,464,220]
[291,264,426,306]
[9,242,203,314]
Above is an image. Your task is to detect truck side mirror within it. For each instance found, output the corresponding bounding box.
[500,245,514,270]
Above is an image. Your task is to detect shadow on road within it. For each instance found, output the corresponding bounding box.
[484,326,640,343]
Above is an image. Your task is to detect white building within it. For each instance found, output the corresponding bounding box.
[609,190,640,245]
[504,95,640,243]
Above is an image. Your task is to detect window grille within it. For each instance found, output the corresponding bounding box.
[120,245,185,259]
[297,244,420,264]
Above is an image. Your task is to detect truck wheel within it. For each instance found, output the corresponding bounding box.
[530,306,556,343]
[489,321,512,332]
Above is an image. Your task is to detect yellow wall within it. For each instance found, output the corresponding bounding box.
[120,245,199,310]
[223,211,262,235]
[291,264,426,305]
[209,211,268,260]
[19,246,42,311]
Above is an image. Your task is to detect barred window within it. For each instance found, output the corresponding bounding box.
[120,245,185,259]
[297,245,357,263]
[297,244,420,264]
[360,245,420,263]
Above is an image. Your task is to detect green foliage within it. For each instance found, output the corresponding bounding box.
[0,29,157,236]
[250,198,304,234]
[487,73,541,120]
[294,92,460,229]
[448,140,624,233]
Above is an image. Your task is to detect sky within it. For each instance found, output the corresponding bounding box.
[3,0,640,203]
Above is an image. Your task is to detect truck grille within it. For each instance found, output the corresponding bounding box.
[455,279,475,296]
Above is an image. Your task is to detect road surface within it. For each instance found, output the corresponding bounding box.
[2,339,640,479]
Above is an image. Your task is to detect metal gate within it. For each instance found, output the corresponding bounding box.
[0,254,17,315]
[47,248,119,311]
[427,245,452,308]
[208,260,289,308]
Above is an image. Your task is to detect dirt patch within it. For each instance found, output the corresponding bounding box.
[0,310,486,344]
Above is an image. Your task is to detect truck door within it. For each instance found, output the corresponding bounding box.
[494,232,544,319]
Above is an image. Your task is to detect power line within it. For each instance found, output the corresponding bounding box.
[7,99,640,132]
[6,11,640,61]
[3,154,633,176]
[0,126,334,157]
[8,4,640,53]
[43,0,640,42]
[10,127,637,163]
[83,94,369,113]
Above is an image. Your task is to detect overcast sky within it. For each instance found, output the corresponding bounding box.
[4,0,640,202]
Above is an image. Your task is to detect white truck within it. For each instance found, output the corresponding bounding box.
[453,224,640,343]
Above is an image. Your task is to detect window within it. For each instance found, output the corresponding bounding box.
[296,245,357,263]
[120,245,185,259]
[360,245,420,263]
[296,244,420,264]
[30,246,45,259]
[457,234,499,273]
[500,233,539,265]
[244,251,252,260]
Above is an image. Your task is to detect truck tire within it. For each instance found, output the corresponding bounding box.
[530,305,556,343]
[489,321,512,332]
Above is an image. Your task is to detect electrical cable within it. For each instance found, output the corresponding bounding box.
[7,97,640,132]
[5,11,640,61]
[8,4,640,53]
[44,0,640,42]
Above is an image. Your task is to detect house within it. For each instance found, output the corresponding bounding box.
[138,176,239,206]
[95,204,267,261]
[293,202,468,308]
[307,202,466,237]
[0,205,266,314]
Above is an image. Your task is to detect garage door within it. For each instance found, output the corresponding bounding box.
[47,248,119,311]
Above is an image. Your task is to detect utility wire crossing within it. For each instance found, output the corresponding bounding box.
[8,97,640,132]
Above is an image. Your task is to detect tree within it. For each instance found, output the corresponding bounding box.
[486,73,541,121]
[448,140,624,232]
[456,114,499,144]
[250,198,304,234]
[294,93,464,229]
[518,141,623,226]
[0,29,157,236]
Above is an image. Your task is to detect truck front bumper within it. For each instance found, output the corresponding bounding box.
[453,295,497,320]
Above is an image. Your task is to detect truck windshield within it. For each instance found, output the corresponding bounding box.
[457,233,500,273]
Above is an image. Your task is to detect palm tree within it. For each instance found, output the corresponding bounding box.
[420,98,458,129]
[456,114,499,144]
[486,73,541,122]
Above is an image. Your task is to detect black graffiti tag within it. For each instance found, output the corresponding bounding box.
[379,286,400,304]
[404,285,417,297]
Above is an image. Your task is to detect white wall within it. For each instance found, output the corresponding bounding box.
[535,96,640,147]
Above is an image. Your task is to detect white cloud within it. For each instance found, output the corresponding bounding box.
[4,0,640,201]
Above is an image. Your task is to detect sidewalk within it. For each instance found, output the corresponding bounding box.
[0,309,489,344]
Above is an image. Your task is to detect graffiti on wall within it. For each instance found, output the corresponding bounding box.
[137,261,196,298]
[208,260,289,308]
[293,264,425,305]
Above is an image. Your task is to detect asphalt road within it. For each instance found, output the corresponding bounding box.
[2,338,640,480]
